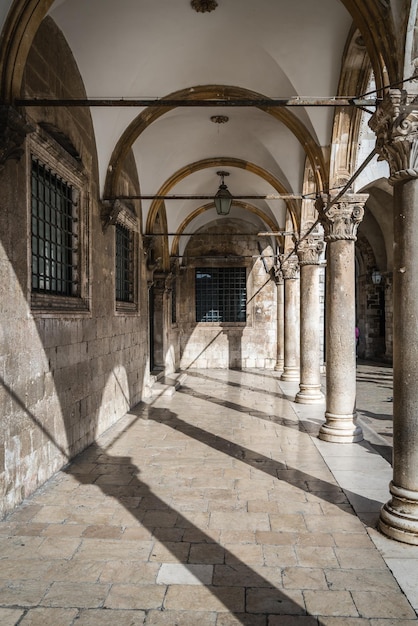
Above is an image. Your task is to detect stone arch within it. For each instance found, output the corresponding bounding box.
[0,0,400,107]
[145,157,299,239]
[170,200,283,259]
[0,0,55,101]
[404,0,418,84]
[330,26,374,188]
[105,85,327,199]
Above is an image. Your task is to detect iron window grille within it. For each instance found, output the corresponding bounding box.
[195,267,247,323]
[31,157,78,296]
[115,222,134,302]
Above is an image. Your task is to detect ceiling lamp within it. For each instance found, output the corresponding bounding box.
[214,171,233,216]
[191,0,218,12]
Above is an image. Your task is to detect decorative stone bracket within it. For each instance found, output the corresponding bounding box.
[100,199,124,232]
[100,198,138,233]
[0,105,34,169]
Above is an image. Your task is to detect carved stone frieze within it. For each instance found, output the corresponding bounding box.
[369,89,418,183]
[280,254,299,280]
[296,235,324,266]
[0,105,34,169]
[315,194,366,242]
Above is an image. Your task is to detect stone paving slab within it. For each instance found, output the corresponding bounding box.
[0,367,416,625]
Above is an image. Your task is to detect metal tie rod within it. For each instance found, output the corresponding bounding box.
[15,97,377,108]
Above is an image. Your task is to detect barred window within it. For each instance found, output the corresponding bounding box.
[31,158,78,296]
[195,267,246,322]
[115,223,134,302]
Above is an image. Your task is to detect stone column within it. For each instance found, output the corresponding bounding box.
[295,231,324,404]
[316,194,367,442]
[272,265,285,372]
[369,89,418,544]
[280,254,300,382]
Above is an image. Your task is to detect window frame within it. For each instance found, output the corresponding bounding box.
[114,205,139,314]
[195,265,247,325]
[28,127,90,314]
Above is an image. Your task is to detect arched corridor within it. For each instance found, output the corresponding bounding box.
[2,0,418,620]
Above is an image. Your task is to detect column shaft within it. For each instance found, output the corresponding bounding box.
[275,278,285,372]
[316,194,366,442]
[324,240,359,432]
[369,88,418,543]
[379,176,418,543]
[296,262,323,403]
[281,277,300,381]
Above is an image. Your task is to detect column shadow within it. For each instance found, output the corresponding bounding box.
[65,439,320,624]
[142,405,383,517]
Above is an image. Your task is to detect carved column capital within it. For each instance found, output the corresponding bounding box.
[369,89,418,183]
[296,234,324,266]
[280,254,299,280]
[315,194,366,242]
[0,105,34,169]
[272,265,284,285]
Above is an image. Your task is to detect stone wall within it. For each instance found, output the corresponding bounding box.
[0,17,149,517]
[177,220,277,369]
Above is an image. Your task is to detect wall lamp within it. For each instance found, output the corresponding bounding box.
[371,268,382,285]
[214,171,233,216]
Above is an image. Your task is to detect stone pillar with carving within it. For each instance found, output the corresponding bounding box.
[316,194,367,442]
[272,264,285,372]
[369,89,418,544]
[280,254,300,382]
[295,230,324,404]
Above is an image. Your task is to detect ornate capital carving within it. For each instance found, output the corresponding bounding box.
[315,194,366,242]
[271,264,284,285]
[280,254,299,280]
[369,89,418,183]
[296,234,324,266]
[0,105,34,169]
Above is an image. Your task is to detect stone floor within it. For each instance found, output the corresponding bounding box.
[1,363,418,625]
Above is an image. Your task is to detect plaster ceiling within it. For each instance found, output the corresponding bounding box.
[45,0,355,234]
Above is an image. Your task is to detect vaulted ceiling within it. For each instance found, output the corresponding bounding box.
[1,0,402,262]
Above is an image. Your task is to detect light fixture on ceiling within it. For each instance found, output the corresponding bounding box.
[214,171,233,216]
[191,0,218,13]
[210,115,229,124]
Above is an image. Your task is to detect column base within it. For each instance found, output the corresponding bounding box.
[318,411,363,443]
[295,385,324,404]
[274,360,284,372]
[378,482,418,545]
[280,366,299,382]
